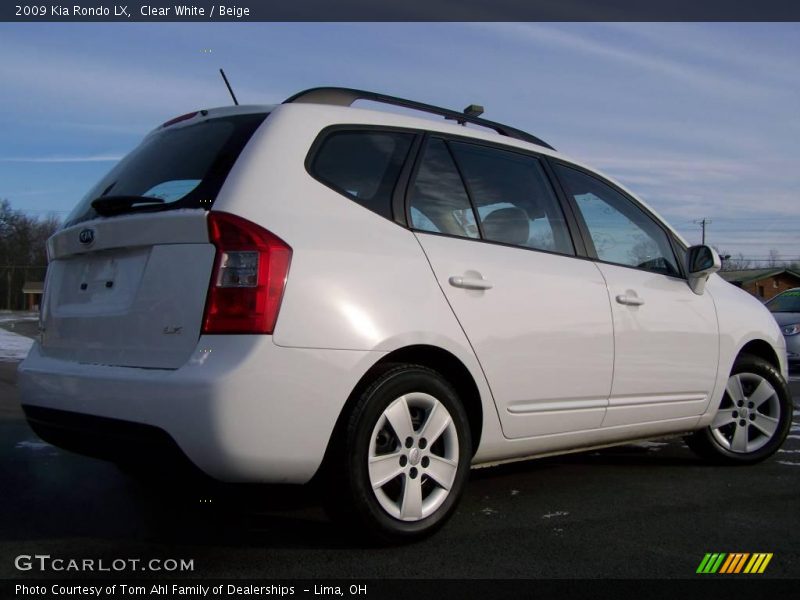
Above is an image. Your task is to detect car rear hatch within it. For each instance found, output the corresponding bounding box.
[39,109,269,369]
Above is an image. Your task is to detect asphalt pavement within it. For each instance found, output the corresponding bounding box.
[0,330,798,581]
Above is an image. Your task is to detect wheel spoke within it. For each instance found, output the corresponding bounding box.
[748,379,776,409]
[400,474,423,520]
[712,410,736,429]
[420,402,452,446]
[368,452,403,489]
[751,414,779,439]
[731,422,749,452]
[384,396,415,441]
[370,391,461,522]
[726,375,745,404]
[425,455,458,490]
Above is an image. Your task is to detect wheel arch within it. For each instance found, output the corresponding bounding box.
[315,344,485,484]
[737,338,781,370]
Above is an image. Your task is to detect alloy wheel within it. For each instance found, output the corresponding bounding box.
[367,392,459,522]
[710,372,782,454]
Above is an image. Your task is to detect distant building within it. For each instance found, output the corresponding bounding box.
[720,268,800,300]
[21,281,44,311]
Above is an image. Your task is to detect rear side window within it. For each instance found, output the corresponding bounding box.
[64,113,267,227]
[448,142,574,255]
[409,138,479,239]
[309,130,414,219]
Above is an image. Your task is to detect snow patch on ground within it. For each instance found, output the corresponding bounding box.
[15,440,54,451]
[629,441,669,451]
[0,312,38,323]
[0,328,33,362]
[542,511,569,519]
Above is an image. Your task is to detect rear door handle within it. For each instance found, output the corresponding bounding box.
[615,294,644,306]
[449,275,493,290]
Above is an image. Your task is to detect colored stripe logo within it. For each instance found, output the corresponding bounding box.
[696,553,773,574]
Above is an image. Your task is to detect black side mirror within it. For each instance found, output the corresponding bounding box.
[686,245,721,295]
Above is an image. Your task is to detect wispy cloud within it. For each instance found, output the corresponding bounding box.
[472,23,780,101]
[603,23,800,88]
[0,36,273,121]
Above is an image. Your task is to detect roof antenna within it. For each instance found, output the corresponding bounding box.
[219,68,239,106]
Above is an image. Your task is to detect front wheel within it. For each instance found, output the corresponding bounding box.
[326,364,472,542]
[685,354,793,464]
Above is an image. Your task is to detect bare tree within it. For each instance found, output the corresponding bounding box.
[767,248,781,268]
[715,248,751,272]
[0,199,61,309]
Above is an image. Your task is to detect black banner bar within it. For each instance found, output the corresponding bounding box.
[2,0,800,22]
[3,579,799,600]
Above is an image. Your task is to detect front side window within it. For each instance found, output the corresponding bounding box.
[449,142,574,255]
[555,164,680,277]
[310,130,414,219]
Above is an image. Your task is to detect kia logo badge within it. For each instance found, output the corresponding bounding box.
[79,228,95,245]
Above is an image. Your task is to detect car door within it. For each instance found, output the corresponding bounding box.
[552,162,719,427]
[409,137,614,438]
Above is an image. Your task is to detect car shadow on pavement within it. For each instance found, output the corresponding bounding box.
[117,472,377,550]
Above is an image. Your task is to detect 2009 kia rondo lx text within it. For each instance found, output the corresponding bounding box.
[18,88,792,541]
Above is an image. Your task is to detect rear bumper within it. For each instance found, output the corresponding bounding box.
[18,337,381,483]
[23,405,197,471]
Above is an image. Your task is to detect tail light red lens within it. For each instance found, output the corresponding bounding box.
[202,212,292,334]
[161,111,199,128]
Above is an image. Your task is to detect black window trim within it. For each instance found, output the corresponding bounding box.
[546,157,688,281]
[434,135,486,240]
[404,131,584,259]
[304,124,423,224]
[303,124,687,277]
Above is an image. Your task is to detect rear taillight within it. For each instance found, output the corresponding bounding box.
[202,212,292,334]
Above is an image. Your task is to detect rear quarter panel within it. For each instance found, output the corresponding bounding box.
[210,104,506,454]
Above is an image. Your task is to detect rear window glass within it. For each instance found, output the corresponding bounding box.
[64,113,267,227]
[309,130,414,219]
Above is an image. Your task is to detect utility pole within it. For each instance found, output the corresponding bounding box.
[694,218,712,244]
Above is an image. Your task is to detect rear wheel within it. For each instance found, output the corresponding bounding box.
[325,364,472,542]
[685,354,792,464]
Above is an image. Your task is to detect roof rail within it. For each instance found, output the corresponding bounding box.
[283,87,555,151]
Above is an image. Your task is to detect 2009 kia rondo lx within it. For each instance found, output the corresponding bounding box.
[19,88,792,541]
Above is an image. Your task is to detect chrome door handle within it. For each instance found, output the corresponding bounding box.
[449,275,493,290]
[616,294,644,306]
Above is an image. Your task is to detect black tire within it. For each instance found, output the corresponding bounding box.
[685,354,793,464]
[324,364,472,543]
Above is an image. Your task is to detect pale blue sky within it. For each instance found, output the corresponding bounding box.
[1,23,798,262]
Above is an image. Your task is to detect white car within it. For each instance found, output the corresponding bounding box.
[18,88,792,541]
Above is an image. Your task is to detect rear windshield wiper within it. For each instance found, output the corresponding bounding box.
[91,195,165,216]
